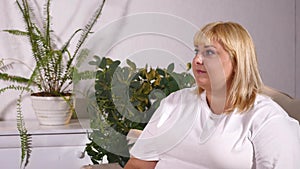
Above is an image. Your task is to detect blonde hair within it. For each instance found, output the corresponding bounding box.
[194,21,263,113]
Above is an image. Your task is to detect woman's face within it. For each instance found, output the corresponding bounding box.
[192,40,234,92]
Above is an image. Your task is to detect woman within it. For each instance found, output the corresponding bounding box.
[124,21,300,169]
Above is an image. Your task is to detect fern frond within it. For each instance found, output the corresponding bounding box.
[16,95,32,169]
[61,29,82,54]
[75,48,90,67]
[26,64,45,91]
[73,69,96,84]
[59,0,106,91]
[3,29,28,36]
[0,85,33,95]
[43,0,52,50]
[0,58,34,73]
[72,0,106,59]
[0,72,30,84]
[0,62,14,72]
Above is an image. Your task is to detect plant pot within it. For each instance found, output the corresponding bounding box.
[31,95,74,126]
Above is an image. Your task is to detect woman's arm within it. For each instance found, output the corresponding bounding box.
[252,117,300,168]
[124,158,157,169]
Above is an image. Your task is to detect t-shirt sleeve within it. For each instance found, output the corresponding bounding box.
[129,87,200,162]
[251,116,300,169]
[129,91,182,161]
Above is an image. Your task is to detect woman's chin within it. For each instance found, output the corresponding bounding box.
[196,80,210,90]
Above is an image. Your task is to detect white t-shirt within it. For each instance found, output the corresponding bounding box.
[130,87,300,169]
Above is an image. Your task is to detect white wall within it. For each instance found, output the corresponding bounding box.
[296,0,300,99]
[0,0,299,120]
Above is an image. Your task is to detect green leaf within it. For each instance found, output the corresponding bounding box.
[99,57,107,69]
[156,68,165,76]
[167,63,175,73]
[126,59,136,71]
[186,62,192,70]
[146,68,156,81]
[110,60,121,71]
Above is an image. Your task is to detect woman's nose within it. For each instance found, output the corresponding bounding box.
[194,54,204,65]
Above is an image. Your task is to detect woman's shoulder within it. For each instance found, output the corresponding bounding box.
[244,94,299,139]
[251,93,288,117]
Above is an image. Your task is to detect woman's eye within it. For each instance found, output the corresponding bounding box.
[203,49,216,57]
[194,49,199,55]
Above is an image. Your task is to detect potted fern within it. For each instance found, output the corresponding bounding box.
[0,0,106,124]
[0,0,107,167]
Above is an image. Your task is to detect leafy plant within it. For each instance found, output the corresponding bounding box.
[0,0,107,168]
[1,0,106,96]
[84,57,195,167]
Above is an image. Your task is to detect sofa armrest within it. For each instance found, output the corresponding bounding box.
[261,86,300,122]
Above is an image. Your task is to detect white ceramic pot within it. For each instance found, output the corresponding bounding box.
[31,95,74,126]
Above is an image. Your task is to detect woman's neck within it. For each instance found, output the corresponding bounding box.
[205,89,228,115]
